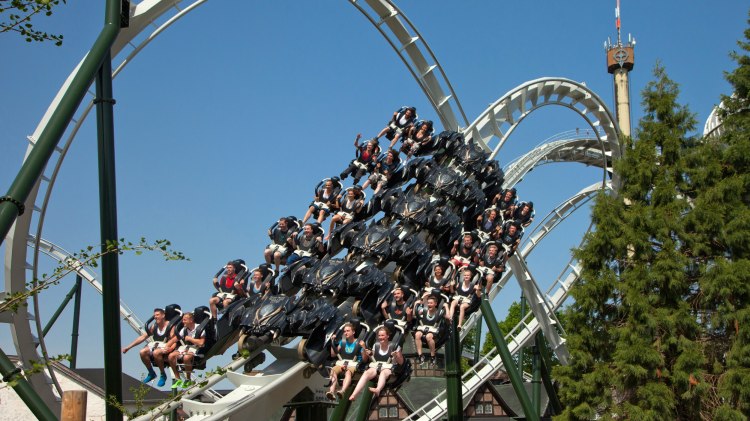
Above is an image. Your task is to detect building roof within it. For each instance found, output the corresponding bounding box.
[7,355,169,404]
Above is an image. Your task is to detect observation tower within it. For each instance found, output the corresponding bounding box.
[605,0,636,137]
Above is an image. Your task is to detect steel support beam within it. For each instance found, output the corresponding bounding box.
[330,388,354,421]
[0,347,57,421]
[445,313,463,421]
[354,383,374,421]
[41,281,79,338]
[480,297,538,421]
[96,35,123,421]
[535,331,563,415]
[70,275,83,369]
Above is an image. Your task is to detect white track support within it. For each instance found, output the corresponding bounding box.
[180,348,326,421]
[503,137,608,187]
[505,255,569,364]
[30,236,145,335]
[703,102,724,137]
[404,257,585,421]
[350,0,468,131]
[459,182,606,348]
[464,78,621,167]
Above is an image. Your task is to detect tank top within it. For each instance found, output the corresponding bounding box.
[152,323,169,342]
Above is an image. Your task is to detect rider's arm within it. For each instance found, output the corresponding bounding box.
[392,347,404,365]
[122,331,149,353]
[186,332,206,348]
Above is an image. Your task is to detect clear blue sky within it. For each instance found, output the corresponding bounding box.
[1,1,747,378]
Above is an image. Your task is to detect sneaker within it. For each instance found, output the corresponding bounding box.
[171,379,183,389]
[157,373,167,387]
[336,391,344,399]
[143,371,157,384]
[326,391,335,401]
[182,379,194,388]
[417,354,425,364]
[430,356,437,366]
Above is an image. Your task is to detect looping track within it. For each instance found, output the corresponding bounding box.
[2,1,621,418]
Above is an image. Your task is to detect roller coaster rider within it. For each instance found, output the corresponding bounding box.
[513,201,535,228]
[122,307,174,387]
[209,261,245,319]
[265,217,296,272]
[326,186,365,241]
[349,326,405,401]
[381,286,413,326]
[449,267,482,330]
[340,134,381,185]
[247,267,271,297]
[416,262,454,309]
[375,106,417,143]
[287,223,326,266]
[414,295,448,365]
[326,322,365,400]
[168,312,206,389]
[498,220,523,257]
[476,207,502,240]
[302,178,342,225]
[393,119,434,159]
[450,232,480,268]
[362,149,401,195]
[478,242,506,295]
[492,187,518,220]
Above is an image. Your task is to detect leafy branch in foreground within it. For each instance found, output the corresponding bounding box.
[0,238,189,315]
[0,0,67,45]
[0,354,70,390]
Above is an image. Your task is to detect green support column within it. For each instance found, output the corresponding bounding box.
[42,281,80,337]
[0,348,57,421]
[473,314,482,364]
[445,312,464,421]
[480,297,538,421]
[354,383,374,421]
[0,0,122,244]
[330,388,354,421]
[96,40,123,421]
[531,345,541,416]
[0,1,122,417]
[518,294,526,378]
[535,331,562,415]
[70,275,83,369]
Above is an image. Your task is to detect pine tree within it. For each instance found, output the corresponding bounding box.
[682,15,750,420]
[554,63,702,420]
[555,15,750,420]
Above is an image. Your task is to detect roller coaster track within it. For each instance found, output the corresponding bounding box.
[2,1,622,419]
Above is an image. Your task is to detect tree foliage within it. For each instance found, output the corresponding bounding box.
[554,15,750,421]
[0,0,66,45]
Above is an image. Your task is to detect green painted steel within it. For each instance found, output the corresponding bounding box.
[0,1,122,417]
[445,313,464,421]
[0,348,57,421]
[518,294,526,378]
[96,48,124,420]
[473,314,482,364]
[42,281,80,338]
[480,297,539,421]
[535,331,562,415]
[70,276,83,369]
[0,0,123,245]
[330,388,354,421]
[354,382,374,421]
[532,345,541,416]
